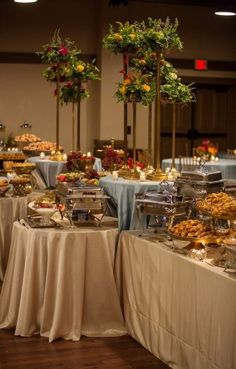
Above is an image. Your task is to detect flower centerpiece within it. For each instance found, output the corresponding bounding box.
[102,147,124,171]
[60,57,100,151]
[37,30,80,155]
[139,17,183,53]
[194,139,218,161]
[102,21,143,54]
[115,72,156,105]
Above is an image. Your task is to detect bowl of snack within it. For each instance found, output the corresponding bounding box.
[14,134,41,149]
[0,177,9,197]
[28,200,57,220]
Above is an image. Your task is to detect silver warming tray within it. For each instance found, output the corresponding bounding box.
[135,191,193,232]
[56,182,109,225]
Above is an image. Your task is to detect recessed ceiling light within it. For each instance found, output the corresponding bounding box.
[14,0,38,3]
[215,10,236,16]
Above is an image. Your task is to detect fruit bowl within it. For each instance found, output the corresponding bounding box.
[28,201,57,220]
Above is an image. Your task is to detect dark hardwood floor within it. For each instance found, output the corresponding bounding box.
[0,330,170,369]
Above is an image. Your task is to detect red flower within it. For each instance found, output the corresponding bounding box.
[59,46,68,56]
[66,81,73,88]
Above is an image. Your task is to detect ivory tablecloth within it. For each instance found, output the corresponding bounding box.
[116,231,236,369]
[0,222,126,342]
[0,196,28,281]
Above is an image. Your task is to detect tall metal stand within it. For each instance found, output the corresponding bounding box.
[77,81,81,151]
[169,103,180,178]
[72,103,75,151]
[171,103,176,170]
[152,52,166,180]
[56,75,60,152]
[145,102,154,173]
[132,102,137,166]
[123,53,128,165]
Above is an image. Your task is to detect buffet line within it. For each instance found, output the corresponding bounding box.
[0,131,236,273]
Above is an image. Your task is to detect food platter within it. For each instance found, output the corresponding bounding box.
[167,231,222,245]
[195,204,236,220]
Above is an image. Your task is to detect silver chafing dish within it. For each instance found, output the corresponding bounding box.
[176,170,224,198]
[135,182,193,234]
[56,182,109,225]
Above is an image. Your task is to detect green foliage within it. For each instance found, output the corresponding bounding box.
[160,80,195,104]
[141,18,183,52]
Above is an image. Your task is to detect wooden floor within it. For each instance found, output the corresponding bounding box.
[0,330,170,369]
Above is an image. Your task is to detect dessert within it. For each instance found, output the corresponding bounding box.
[23,141,63,152]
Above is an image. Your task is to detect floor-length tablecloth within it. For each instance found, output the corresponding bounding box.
[99,176,160,230]
[116,231,236,369]
[0,197,28,281]
[0,222,126,342]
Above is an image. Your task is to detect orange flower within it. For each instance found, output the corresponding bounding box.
[123,78,131,85]
[208,146,217,155]
[142,84,151,92]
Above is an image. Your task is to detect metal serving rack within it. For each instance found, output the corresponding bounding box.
[56,182,109,226]
[135,181,193,236]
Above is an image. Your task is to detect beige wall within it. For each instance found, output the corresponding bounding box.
[0,0,235,152]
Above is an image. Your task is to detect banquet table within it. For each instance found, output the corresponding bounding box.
[162,158,236,179]
[0,222,126,342]
[116,231,236,369]
[99,176,160,231]
[0,196,28,281]
[28,156,102,188]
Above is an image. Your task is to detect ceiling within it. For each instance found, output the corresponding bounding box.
[109,0,235,8]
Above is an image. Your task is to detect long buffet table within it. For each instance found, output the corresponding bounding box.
[116,231,236,369]
[0,222,126,342]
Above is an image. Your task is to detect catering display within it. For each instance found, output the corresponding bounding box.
[136,189,193,231]
[56,177,109,226]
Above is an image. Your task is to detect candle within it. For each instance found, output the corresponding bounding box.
[112,170,118,180]
[63,153,67,161]
[139,171,146,181]
[87,152,92,157]
[40,152,45,159]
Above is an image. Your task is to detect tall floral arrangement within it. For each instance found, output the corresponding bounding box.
[37,30,80,153]
[38,30,100,152]
[103,18,183,174]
